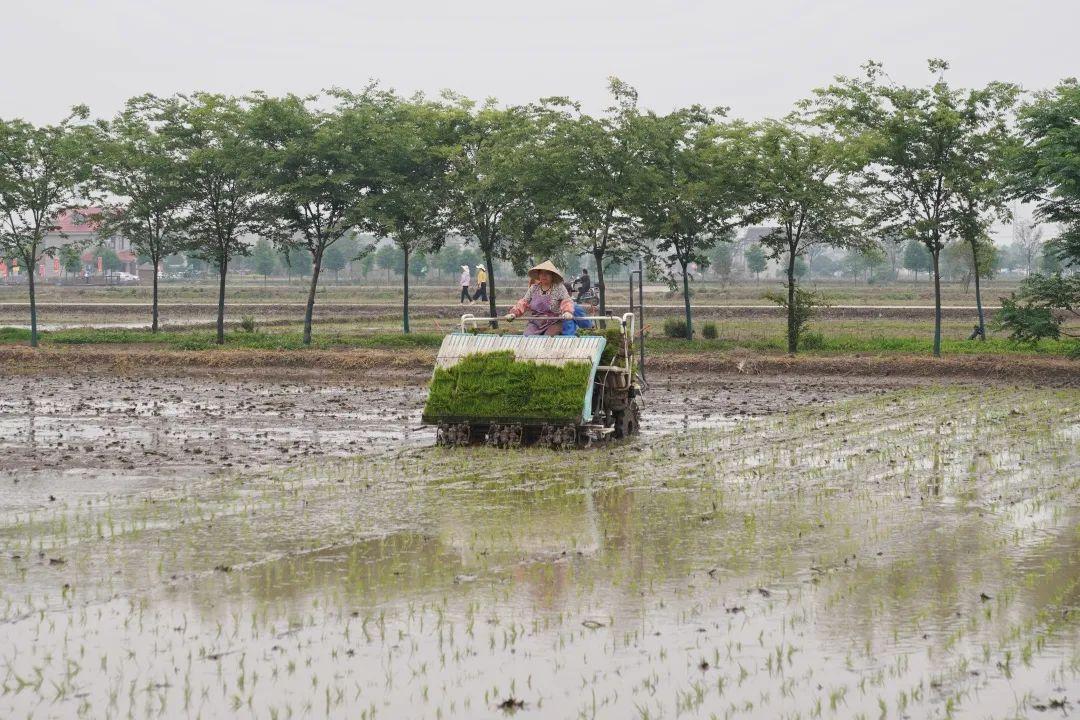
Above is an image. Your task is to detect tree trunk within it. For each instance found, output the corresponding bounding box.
[970,239,985,341]
[681,263,693,341]
[593,249,606,316]
[303,245,324,346]
[786,250,798,354]
[484,248,497,328]
[28,260,38,348]
[216,254,228,345]
[151,257,160,333]
[592,249,607,330]
[931,245,942,357]
[402,245,410,334]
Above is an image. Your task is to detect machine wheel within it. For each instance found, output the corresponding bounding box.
[554,425,577,450]
[538,424,577,450]
[613,405,640,439]
[437,423,471,447]
[486,423,523,448]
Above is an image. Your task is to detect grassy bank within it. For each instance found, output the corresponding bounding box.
[1,324,1073,358]
[646,334,1078,357]
[0,326,445,351]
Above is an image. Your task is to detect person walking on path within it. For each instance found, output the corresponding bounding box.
[472,264,488,302]
[459,265,472,304]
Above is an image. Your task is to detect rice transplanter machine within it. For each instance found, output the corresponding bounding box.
[422,312,644,448]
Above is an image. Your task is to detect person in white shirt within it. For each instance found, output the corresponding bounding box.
[459,265,472,304]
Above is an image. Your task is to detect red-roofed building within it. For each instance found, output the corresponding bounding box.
[52,207,102,234]
[38,207,138,280]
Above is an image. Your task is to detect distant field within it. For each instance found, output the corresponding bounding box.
[0,276,1026,306]
[0,317,1074,358]
[3,278,1075,359]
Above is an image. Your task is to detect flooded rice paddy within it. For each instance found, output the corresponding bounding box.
[1,379,1078,719]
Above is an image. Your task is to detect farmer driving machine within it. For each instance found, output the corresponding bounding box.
[422,313,644,448]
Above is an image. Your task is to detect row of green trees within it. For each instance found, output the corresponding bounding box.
[1,63,1077,353]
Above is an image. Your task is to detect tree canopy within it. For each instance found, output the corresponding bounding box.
[749,118,869,351]
[997,79,1080,355]
[91,94,189,331]
[635,108,759,338]
[809,60,1019,355]
[246,89,394,343]
[0,106,93,346]
[2,69,1076,357]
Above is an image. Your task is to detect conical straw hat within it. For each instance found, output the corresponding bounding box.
[527,260,564,284]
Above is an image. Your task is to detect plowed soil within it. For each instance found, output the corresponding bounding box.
[2,366,911,485]
[4,344,1072,486]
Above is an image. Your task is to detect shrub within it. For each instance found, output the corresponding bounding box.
[702,322,718,340]
[240,315,257,333]
[763,287,831,351]
[993,295,1059,344]
[800,331,827,350]
[663,318,689,339]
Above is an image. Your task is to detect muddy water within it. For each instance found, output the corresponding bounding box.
[1,383,1078,719]
[0,373,891,483]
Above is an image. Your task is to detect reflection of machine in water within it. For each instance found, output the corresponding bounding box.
[436,482,603,568]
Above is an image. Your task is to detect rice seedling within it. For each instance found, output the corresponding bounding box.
[422,351,594,423]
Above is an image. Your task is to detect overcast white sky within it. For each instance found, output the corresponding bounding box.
[5,0,1078,124]
[4,0,1077,241]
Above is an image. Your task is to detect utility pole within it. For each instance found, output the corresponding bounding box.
[629,258,645,381]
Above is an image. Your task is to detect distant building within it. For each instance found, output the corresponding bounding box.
[39,208,137,279]
[739,226,779,243]
[736,226,780,271]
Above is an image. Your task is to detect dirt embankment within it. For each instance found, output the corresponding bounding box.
[2,345,432,381]
[3,344,1076,385]
[649,352,1079,385]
